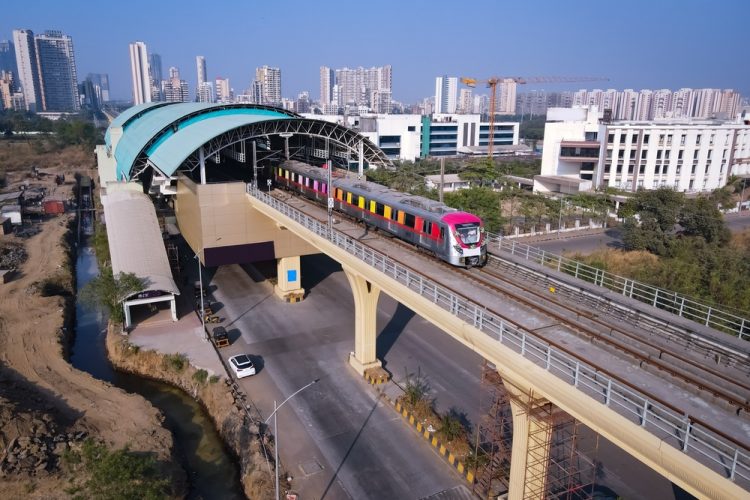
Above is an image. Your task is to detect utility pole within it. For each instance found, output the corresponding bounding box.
[327,159,333,237]
[439,157,445,203]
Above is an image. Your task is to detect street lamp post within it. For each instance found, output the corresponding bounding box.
[265,379,319,500]
[194,251,207,341]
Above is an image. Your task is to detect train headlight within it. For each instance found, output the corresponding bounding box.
[453,244,463,255]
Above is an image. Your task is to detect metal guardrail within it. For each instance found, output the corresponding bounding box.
[246,185,750,488]
[489,236,750,341]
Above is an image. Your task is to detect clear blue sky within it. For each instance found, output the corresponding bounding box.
[3,0,749,103]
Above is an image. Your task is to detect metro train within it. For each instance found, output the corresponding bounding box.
[274,160,487,267]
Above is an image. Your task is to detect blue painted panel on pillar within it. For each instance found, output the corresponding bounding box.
[287,270,297,283]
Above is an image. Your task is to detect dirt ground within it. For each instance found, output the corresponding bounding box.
[0,164,178,497]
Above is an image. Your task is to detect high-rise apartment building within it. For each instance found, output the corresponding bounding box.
[129,41,151,105]
[253,66,281,105]
[12,29,42,112]
[215,77,231,103]
[435,76,457,114]
[163,66,189,102]
[196,55,209,102]
[320,66,334,107]
[149,53,163,102]
[34,30,79,112]
[458,88,473,114]
[330,66,392,111]
[495,80,517,115]
[0,41,16,77]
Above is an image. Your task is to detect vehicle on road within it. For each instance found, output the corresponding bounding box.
[212,326,230,348]
[228,354,256,378]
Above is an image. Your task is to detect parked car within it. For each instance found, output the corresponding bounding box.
[212,326,230,348]
[229,354,256,378]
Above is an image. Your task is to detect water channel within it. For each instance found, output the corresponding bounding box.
[70,246,244,499]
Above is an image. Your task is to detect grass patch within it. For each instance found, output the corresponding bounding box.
[162,353,187,372]
[192,369,208,384]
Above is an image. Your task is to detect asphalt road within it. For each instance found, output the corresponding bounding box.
[529,212,750,256]
[205,253,696,500]
[207,259,470,499]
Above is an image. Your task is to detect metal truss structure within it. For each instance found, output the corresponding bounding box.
[133,117,394,180]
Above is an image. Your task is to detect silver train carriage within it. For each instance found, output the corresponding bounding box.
[274,160,487,267]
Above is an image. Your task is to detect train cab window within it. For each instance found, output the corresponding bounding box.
[375,203,385,217]
[423,220,432,234]
[439,227,445,240]
[404,212,415,228]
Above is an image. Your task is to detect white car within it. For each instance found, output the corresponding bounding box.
[229,354,256,379]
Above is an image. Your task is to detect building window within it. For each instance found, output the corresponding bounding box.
[693,150,699,159]
[618,150,624,159]
[705,165,710,174]
[659,134,665,146]
[680,135,686,146]
[723,149,728,159]
[604,164,611,173]
[608,133,614,143]
[656,150,662,159]
[643,134,649,144]
[696,134,701,145]
[665,150,670,160]
[639,164,645,174]
[710,134,715,145]
[628,165,634,174]
[638,179,644,188]
[408,126,416,132]
[689,179,694,190]
[676,166,681,175]
[641,150,647,159]
[678,150,683,159]
[630,150,636,159]
[616,164,622,173]
[667,134,673,146]
[654,165,660,174]
[585,131,598,141]
[691,165,696,174]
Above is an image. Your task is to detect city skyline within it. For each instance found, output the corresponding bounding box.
[1,0,749,105]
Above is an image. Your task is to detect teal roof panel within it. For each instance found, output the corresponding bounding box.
[112,103,293,180]
[148,112,288,176]
[104,102,173,149]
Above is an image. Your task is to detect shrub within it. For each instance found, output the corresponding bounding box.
[162,353,187,372]
[438,412,466,442]
[208,375,220,384]
[192,369,208,384]
[63,439,170,499]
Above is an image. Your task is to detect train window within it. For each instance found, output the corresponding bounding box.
[384,205,392,219]
[346,192,353,204]
[404,212,415,228]
[285,170,290,180]
[369,200,376,212]
[397,211,405,224]
[423,220,432,234]
[439,227,445,239]
[335,188,343,200]
[375,203,385,216]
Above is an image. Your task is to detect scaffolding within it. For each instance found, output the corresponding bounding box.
[473,361,599,500]
[472,361,513,498]
[517,391,598,500]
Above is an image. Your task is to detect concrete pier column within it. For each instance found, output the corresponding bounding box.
[343,267,382,375]
[274,256,305,302]
[170,296,177,321]
[505,383,554,500]
[199,146,206,185]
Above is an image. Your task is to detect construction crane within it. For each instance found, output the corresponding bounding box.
[460,75,609,157]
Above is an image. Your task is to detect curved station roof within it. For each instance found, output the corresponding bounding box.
[105,102,392,182]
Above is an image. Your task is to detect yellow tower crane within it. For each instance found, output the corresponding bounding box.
[460,75,610,157]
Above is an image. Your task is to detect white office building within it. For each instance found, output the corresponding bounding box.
[129,41,151,105]
[215,77,231,103]
[536,106,750,194]
[254,65,281,105]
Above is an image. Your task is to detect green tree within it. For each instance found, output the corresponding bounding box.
[458,158,497,187]
[679,196,730,245]
[444,187,505,232]
[79,268,145,323]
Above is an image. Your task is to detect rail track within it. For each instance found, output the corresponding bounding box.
[274,191,750,444]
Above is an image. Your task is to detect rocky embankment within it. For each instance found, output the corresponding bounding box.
[106,328,276,500]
